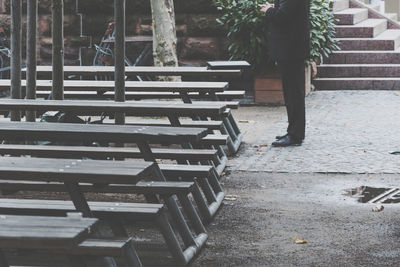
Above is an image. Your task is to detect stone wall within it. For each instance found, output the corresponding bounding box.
[0,0,86,65]
[0,0,229,66]
[78,0,229,66]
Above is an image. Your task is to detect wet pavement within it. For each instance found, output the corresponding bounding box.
[193,90,400,266]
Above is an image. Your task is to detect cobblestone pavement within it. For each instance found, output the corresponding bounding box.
[230,91,400,174]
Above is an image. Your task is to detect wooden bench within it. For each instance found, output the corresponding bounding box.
[0,157,206,266]
[0,214,111,267]
[0,143,226,179]
[22,65,242,78]
[0,153,223,223]
[0,121,221,218]
[0,80,228,94]
[0,98,236,158]
[0,98,241,155]
[36,90,246,101]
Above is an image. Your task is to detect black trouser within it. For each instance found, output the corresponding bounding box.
[278,60,305,141]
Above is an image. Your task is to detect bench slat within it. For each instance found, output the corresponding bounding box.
[0,180,194,195]
[0,99,227,117]
[0,144,218,161]
[23,65,242,77]
[0,121,208,144]
[0,199,164,219]
[36,90,245,101]
[0,80,228,92]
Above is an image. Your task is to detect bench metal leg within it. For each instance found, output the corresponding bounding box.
[179,92,192,104]
[196,177,217,204]
[156,213,192,266]
[228,112,242,136]
[137,141,208,250]
[64,181,141,267]
[189,181,213,223]
[176,192,206,235]
[0,251,9,267]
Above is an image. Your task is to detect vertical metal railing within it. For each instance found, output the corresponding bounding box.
[26,0,38,122]
[114,0,126,125]
[10,0,22,121]
[52,0,64,100]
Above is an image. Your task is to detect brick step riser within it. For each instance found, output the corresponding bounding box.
[314,80,400,90]
[325,53,400,64]
[335,12,368,25]
[335,27,375,38]
[335,22,387,38]
[337,40,399,51]
[318,66,400,78]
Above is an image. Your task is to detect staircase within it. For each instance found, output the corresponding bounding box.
[314,0,400,90]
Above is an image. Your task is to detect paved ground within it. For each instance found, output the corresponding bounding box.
[230,91,400,174]
[192,90,400,266]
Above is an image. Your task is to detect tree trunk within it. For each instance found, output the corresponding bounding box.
[150,0,180,81]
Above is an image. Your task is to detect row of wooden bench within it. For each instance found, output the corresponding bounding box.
[0,63,248,266]
[0,123,213,267]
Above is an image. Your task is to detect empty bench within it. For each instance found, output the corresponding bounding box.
[0,98,235,158]
[0,122,220,229]
[0,157,205,266]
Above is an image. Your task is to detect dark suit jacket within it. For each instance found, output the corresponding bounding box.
[265,0,310,61]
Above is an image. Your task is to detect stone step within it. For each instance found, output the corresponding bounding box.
[335,19,387,38]
[313,77,400,90]
[325,50,400,64]
[385,12,398,20]
[366,3,380,12]
[333,0,349,12]
[336,29,400,50]
[318,64,400,78]
[334,8,368,25]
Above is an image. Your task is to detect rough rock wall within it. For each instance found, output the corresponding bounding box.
[0,0,86,65]
[79,0,228,66]
[0,0,228,66]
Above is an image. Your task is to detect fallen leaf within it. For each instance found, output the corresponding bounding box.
[395,93,400,96]
[253,144,268,148]
[372,205,384,212]
[291,237,307,244]
[238,120,250,123]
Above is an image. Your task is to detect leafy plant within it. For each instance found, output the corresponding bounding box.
[309,0,340,63]
[213,0,339,72]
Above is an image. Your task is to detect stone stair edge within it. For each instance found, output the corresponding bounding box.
[349,0,400,30]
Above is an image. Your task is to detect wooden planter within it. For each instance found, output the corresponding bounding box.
[254,65,312,104]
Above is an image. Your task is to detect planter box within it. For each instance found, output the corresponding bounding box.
[254,65,312,104]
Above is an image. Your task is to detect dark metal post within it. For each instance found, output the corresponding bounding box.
[52,0,64,100]
[114,0,126,125]
[10,0,22,121]
[26,0,38,122]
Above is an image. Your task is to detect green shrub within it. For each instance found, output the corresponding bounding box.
[213,0,339,72]
[309,0,340,63]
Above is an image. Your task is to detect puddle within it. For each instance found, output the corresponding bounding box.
[344,186,400,204]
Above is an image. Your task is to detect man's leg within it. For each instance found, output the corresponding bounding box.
[289,60,306,141]
[276,60,305,144]
[279,60,294,136]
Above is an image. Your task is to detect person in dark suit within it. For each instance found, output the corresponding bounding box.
[260,0,310,147]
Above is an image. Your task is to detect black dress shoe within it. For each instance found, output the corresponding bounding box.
[275,133,288,140]
[272,135,302,147]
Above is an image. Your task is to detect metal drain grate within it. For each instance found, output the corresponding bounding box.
[344,186,400,204]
